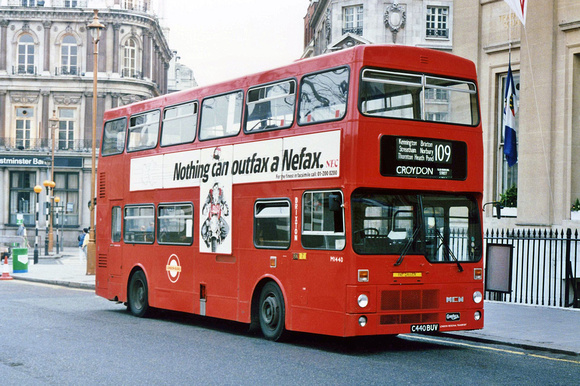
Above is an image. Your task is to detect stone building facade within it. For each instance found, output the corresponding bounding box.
[0,0,172,246]
[303,0,580,228]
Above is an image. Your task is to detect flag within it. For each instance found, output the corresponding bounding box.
[503,62,518,167]
[504,0,527,26]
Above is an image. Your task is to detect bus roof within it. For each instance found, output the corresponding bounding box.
[104,44,477,120]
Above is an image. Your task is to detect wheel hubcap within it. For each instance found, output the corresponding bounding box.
[261,294,279,328]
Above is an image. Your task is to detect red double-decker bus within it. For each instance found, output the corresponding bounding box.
[95,45,484,340]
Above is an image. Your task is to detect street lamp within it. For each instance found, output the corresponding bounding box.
[33,185,42,264]
[54,196,61,254]
[42,179,55,256]
[48,110,59,252]
[87,9,104,276]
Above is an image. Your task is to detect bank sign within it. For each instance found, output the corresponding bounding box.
[129,130,341,192]
[0,156,83,168]
[0,156,49,167]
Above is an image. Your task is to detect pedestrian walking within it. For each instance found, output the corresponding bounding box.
[78,228,88,260]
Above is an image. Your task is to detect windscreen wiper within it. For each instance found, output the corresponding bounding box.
[434,228,464,272]
[394,225,420,266]
[394,195,423,267]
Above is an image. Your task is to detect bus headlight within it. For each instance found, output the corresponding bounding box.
[474,311,482,321]
[358,316,367,327]
[357,294,369,308]
[473,291,483,304]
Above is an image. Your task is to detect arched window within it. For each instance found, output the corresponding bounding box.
[60,35,78,75]
[17,34,35,75]
[122,38,138,78]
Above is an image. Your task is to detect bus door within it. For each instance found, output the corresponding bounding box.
[106,202,124,284]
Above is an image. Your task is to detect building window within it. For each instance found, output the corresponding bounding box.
[497,72,519,205]
[426,6,449,38]
[53,172,79,226]
[64,1,79,7]
[17,34,35,74]
[15,107,33,149]
[343,5,363,35]
[122,0,147,11]
[60,35,78,75]
[122,38,139,78]
[20,0,38,6]
[9,171,36,226]
[58,108,75,150]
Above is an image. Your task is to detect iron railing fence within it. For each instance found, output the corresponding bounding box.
[0,137,98,152]
[484,228,579,308]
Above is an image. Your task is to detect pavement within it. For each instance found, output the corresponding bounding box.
[2,247,579,356]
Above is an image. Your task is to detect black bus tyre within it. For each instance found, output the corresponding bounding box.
[259,282,286,341]
[128,270,150,317]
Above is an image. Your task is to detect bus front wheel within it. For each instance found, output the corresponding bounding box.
[259,282,286,341]
[128,270,150,317]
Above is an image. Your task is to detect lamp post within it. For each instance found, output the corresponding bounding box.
[48,110,59,252]
[54,196,60,254]
[33,185,42,264]
[42,179,55,256]
[86,9,104,276]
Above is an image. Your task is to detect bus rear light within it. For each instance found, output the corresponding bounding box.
[358,316,367,327]
[357,294,369,308]
[474,311,481,321]
[358,269,369,282]
[473,291,483,304]
[474,268,483,280]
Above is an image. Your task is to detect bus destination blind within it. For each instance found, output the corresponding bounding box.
[380,135,467,180]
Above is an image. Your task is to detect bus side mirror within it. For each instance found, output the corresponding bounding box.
[483,201,502,219]
[495,202,502,219]
[329,194,342,212]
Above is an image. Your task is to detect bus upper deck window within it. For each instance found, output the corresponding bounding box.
[246,80,295,133]
[127,110,160,152]
[199,91,243,140]
[359,69,479,126]
[101,118,127,156]
[298,67,349,125]
[161,102,197,146]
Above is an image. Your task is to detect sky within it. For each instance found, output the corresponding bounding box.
[162,0,311,87]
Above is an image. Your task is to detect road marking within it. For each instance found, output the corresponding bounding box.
[402,334,580,365]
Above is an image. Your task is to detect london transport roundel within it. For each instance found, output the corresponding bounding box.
[166,254,182,283]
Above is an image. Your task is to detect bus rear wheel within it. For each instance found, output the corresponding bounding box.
[128,270,150,317]
[259,282,286,341]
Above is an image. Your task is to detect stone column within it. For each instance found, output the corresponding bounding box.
[517,1,554,225]
[0,90,6,138]
[112,23,120,73]
[142,30,150,79]
[43,21,52,73]
[41,90,50,141]
[0,20,9,71]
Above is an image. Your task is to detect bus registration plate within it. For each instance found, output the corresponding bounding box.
[410,324,439,333]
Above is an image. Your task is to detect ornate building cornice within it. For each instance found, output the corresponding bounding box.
[54,93,82,105]
[10,92,39,104]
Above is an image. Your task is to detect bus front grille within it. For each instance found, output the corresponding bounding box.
[380,289,440,311]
